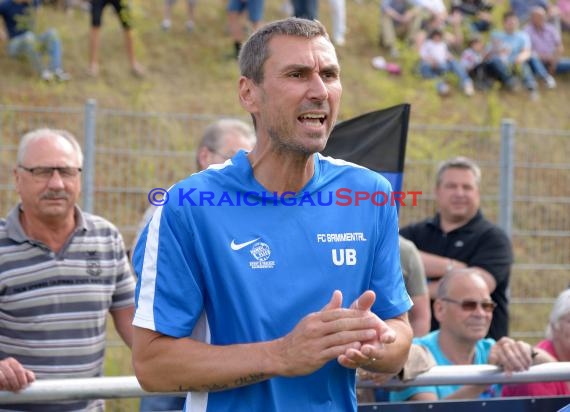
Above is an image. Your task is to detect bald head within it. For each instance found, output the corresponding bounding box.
[435,269,494,341]
[17,128,83,168]
[437,269,489,299]
[195,118,256,170]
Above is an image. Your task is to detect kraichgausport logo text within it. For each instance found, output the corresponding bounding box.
[148,187,421,207]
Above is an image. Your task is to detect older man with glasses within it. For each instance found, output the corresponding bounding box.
[390,269,554,402]
[0,128,135,410]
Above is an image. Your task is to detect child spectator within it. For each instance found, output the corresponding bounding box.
[419,29,475,96]
[460,34,489,89]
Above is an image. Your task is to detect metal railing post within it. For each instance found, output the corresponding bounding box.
[82,99,97,213]
[499,119,515,238]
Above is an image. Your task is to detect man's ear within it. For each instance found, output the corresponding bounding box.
[433,184,441,199]
[433,299,444,323]
[13,167,22,196]
[196,146,211,171]
[238,77,258,114]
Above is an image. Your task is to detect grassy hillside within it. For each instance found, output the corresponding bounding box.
[1,0,569,129]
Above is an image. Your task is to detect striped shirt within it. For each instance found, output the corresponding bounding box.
[0,205,135,412]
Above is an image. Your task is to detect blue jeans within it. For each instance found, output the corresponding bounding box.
[7,29,62,74]
[419,59,471,87]
[554,58,570,74]
[140,395,185,411]
[537,57,570,74]
[528,55,551,80]
[484,56,537,90]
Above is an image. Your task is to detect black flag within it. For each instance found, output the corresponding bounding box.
[322,103,410,192]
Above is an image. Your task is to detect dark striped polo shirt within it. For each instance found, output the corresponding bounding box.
[0,205,136,412]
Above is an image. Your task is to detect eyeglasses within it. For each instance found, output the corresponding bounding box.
[18,165,82,181]
[441,297,497,313]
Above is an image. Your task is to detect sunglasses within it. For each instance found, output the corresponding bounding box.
[441,297,496,313]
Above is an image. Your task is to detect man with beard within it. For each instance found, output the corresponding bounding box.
[132,17,413,412]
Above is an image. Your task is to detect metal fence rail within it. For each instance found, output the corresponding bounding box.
[1,364,569,403]
[1,101,570,341]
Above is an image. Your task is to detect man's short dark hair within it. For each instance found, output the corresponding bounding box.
[239,17,330,85]
[435,156,481,187]
[503,10,517,21]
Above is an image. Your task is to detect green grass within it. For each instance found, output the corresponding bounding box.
[1,1,569,128]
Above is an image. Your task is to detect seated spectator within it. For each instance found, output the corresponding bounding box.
[525,6,570,74]
[450,0,494,33]
[485,11,556,99]
[460,33,490,89]
[0,0,70,81]
[419,29,474,96]
[379,0,422,57]
[390,270,554,402]
[502,289,570,397]
[161,0,197,32]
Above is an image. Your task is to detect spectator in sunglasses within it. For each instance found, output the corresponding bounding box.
[390,269,554,402]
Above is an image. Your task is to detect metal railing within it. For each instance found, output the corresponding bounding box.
[1,364,569,403]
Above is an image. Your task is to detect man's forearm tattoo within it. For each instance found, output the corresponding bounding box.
[178,373,267,393]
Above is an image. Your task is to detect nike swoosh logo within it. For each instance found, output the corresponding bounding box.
[230,238,260,251]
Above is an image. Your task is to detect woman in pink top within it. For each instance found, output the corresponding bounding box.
[502,289,570,396]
